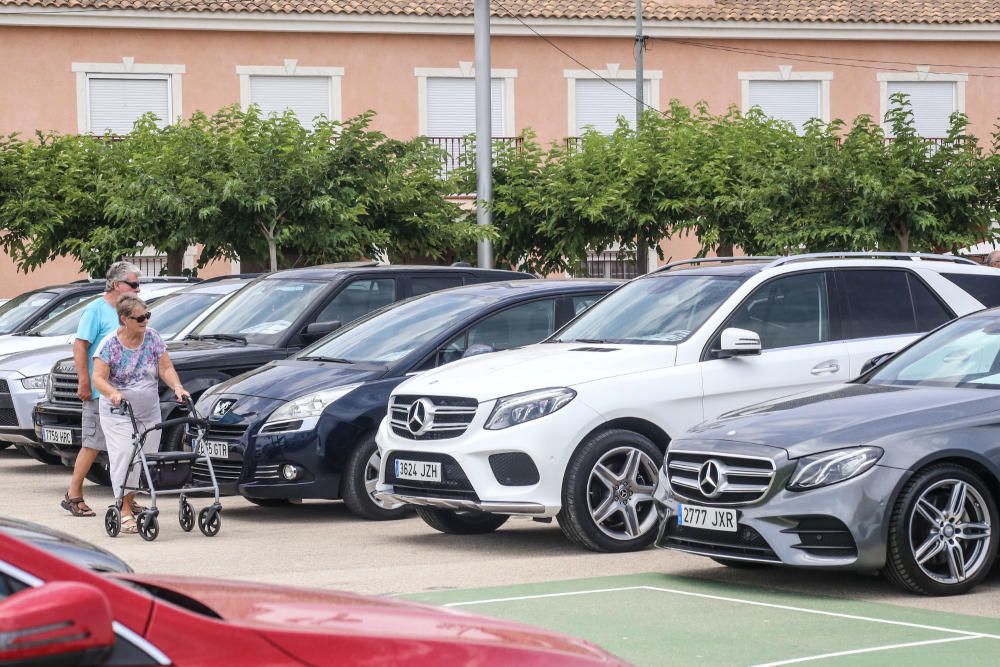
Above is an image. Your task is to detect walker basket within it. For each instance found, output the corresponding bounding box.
[138,452,196,491]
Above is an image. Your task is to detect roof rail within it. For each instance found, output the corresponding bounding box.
[765,252,977,268]
[654,257,778,273]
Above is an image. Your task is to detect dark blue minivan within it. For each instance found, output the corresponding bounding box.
[192,279,619,519]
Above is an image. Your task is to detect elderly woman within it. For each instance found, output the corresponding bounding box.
[92,294,189,534]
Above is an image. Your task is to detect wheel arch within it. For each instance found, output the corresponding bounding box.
[577,417,672,456]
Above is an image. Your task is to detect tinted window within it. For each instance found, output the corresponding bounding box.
[572,294,603,315]
[193,280,328,344]
[148,292,226,339]
[0,571,29,600]
[31,295,99,336]
[316,278,396,326]
[0,291,58,334]
[36,292,94,325]
[840,270,945,338]
[728,272,831,350]
[410,276,463,297]
[437,299,558,366]
[941,273,1000,308]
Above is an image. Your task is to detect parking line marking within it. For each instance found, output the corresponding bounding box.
[750,635,983,666]
[445,584,1000,641]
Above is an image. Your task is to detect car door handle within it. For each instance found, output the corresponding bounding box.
[810,361,841,375]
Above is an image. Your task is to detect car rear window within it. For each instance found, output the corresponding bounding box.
[941,273,1000,308]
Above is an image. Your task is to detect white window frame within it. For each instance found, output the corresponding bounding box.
[564,65,662,136]
[72,58,184,134]
[236,60,344,122]
[739,66,832,126]
[877,68,967,134]
[415,63,517,136]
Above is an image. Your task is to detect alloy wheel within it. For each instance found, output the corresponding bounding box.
[586,446,658,541]
[909,478,992,585]
[366,450,404,510]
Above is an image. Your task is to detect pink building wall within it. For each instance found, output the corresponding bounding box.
[2,26,998,293]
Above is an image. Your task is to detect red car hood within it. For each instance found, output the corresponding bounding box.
[118,575,623,666]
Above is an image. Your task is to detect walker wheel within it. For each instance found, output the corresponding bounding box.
[105,506,121,538]
[198,506,221,537]
[138,512,160,542]
[179,501,195,532]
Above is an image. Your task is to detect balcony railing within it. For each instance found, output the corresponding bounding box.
[578,251,638,280]
[426,136,523,177]
[125,254,168,277]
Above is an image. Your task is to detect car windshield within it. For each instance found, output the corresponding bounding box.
[27,295,99,336]
[147,291,229,340]
[868,315,1000,390]
[191,279,327,344]
[551,274,742,345]
[298,291,494,365]
[0,291,58,334]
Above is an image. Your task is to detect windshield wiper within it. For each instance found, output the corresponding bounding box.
[187,334,247,345]
[298,355,354,364]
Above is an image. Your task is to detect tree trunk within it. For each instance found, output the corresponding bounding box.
[896,230,910,252]
[716,242,734,257]
[166,248,185,276]
[636,239,650,274]
[267,236,278,272]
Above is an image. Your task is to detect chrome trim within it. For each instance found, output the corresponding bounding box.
[375,491,545,515]
[666,448,776,506]
[657,543,782,564]
[112,622,171,666]
[0,560,43,587]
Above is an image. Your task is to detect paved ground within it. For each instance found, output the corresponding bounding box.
[3,446,1000,665]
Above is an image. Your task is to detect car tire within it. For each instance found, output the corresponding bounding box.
[22,445,63,466]
[85,459,112,486]
[557,429,661,553]
[883,464,998,596]
[341,435,412,521]
[415,507,509,534]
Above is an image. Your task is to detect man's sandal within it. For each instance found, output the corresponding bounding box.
[61,494,96,517]
[120,515,139,534]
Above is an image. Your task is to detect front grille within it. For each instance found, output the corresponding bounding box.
[50,370,82,406]
[190,423,249,486]
[0,380,8,393]
[662,517,780,562]
[783,516,858,558]
[666,450,775,505]
[0,381,15,425]
[0,409,16,426]
[253,464,281,481]
[385,451,477,500]
[389,395,478,440]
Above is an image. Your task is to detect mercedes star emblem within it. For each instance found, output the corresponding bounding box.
[406,398,435,436]
[697,459,726,498]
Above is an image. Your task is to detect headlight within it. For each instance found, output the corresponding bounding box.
[484,388,576,430]
[262,383,363,432]
[787,447,883,491]
[20,374,48,391]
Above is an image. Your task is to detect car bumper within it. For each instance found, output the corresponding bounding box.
[374,397,606,517]
[33,401,85,463]
[654,459,906,571]
[0,371,46,444]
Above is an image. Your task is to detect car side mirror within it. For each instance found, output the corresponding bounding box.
[714,327,762,359]
[462,343,496,359]
[303,320,341,342]
[0,582,115,666]
[860,352,894,375]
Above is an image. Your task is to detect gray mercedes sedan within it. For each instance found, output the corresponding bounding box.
[655,308,1000,596]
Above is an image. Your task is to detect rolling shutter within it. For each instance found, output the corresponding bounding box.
[886,81,956,137]
[575,79,650,135]
[88,76,170,135]
[248,76,331,130]
[426,77,504,136]
[747,80,821,134]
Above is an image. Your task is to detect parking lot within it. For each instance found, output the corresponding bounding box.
[3,446,999,666]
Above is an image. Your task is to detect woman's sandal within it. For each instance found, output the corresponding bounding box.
[60,494,96,517]
[120,515,139,534]
[129,499,147,515]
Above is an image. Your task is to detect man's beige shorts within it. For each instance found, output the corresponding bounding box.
[81,399,108,451]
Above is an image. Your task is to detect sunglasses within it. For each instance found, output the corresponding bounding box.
[128,313,151,323]
[120,280,141,289]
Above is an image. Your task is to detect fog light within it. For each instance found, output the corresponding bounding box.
[281,464,302,481]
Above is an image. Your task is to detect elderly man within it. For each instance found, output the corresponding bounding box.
[986,250,1000,268]
[61,261,141,517]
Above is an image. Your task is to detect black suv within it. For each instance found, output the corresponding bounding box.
[32,265,531,480]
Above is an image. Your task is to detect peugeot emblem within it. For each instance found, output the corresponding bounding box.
[697,459,726,498]
[212,399,236,419]
[406,398,436,436]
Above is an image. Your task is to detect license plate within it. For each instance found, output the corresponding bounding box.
[42,427,73,445]
[677,503,737,533]
[395,459,442,482]
[196,440,229,459]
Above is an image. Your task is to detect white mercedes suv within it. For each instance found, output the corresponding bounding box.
[375,253,1000,552]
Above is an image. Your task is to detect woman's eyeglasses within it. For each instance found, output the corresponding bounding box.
[120,280,141,289]
[128,313,151,323]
